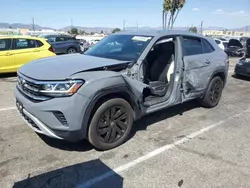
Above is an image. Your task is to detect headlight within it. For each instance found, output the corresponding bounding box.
[245,58,250,63]
[40,80,84,97]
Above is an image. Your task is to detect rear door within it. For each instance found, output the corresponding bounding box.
[181,36,214,100]
[0,38,15,73]
[12,38,41,69]
[53,36,69,53]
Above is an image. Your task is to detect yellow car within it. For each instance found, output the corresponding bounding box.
[0,36,56,73]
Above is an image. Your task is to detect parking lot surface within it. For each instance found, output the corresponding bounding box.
[1,58,250,188]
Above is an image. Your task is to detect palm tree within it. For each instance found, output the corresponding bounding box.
[162,0,186,30]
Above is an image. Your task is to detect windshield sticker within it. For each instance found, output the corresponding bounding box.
[132,36,152,42]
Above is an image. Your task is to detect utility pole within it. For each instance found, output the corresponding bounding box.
[136,21,138,30]
[200,21,203,35]
[70,18,73,30]
[32,17,35,34]
[123,20,126,31]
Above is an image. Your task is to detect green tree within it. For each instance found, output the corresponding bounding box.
[71,28,78,35]
[189,26,197,33]
[112,28,121,33]
[163,0,186,30]
[79,30,86,35]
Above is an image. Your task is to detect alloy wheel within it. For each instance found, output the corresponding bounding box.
[210,80,222,104]
[68,48,76,53]
[97,106,128,143]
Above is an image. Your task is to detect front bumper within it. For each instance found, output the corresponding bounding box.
[15,87,91,141]
[234,63,250,77]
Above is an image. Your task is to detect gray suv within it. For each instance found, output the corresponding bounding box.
[15,31,229,150]
[41,34,81,54]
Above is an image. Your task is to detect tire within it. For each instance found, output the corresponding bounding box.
[199,76,224,108]
[88,98,134,151]
[67,47,77,54]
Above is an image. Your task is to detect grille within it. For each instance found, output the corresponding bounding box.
[17,74,51,102]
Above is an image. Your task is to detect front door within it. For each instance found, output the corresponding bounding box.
[12,38,40,69]
[0,38,15,73]
[181,36,214,101]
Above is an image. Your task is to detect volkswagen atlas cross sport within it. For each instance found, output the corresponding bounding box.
[15,30,229,150]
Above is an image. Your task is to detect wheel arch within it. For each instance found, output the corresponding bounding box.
[81,85,141,138]
[210,68,227,87]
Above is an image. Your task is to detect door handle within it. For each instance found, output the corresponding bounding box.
[5,52,13,56]
[205,60,211,64]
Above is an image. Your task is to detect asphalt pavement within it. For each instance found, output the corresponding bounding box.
[1,58,250,188]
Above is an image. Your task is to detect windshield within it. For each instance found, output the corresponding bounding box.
[84,34,153,61]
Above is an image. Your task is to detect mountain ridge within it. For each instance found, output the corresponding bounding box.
[0,22,249,33]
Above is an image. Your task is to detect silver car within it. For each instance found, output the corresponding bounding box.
[15,30,229,150]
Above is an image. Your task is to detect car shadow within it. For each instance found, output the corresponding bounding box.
[12,159,123,188]
[130,100,201,138]
[0,73,17,83]
[231,74,250,81]
[37,134,94,152]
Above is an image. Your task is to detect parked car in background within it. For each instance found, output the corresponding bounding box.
[90,39,100,45]
[77,39,90,51]
[41,34,81,54]
[214,38,228,50]
[239,37,249,47]
[0,36,55,73]
[224,39,245,57]
[15,31,228,150]
[234,38,250,77]
[82,43,94,52]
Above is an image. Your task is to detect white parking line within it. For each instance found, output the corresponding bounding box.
[76,108,250,188]
[0,107,16,112]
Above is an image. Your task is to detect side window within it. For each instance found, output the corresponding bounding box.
[15,39,37,49]
[36,40,44,47]
[202,39,215,53]
[47,37,56,43]
[67,37,76,41]
[56,37,65,42]
[215,40,220,44]
[182,37,203,56]
[0,39,11,51]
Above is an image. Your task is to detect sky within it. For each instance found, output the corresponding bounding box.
[1,0,250,29]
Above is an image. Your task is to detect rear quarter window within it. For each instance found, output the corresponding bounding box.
[202,39,215,53]
[182,37,203,56]
[36,40,44,47]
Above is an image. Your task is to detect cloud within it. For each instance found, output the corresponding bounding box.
[216,9,224,12]
[192,8,200,11]
[212,9,225,14]
[229,10,246,15]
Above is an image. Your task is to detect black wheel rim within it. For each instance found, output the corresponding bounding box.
[68,48,76,53]
[210,80,222,104]
[97,106,128,143]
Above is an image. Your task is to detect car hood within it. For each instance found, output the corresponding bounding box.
[227,39,243,48]
[18,54,130,80]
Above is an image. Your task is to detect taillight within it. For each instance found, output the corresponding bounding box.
[48,46,54,53]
